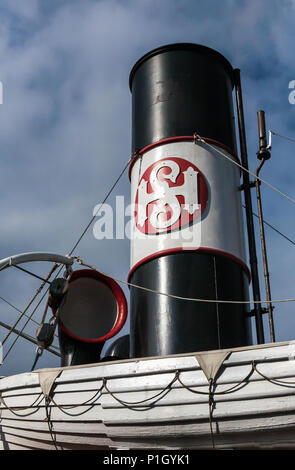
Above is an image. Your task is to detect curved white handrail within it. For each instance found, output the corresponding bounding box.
[0,252,74,272]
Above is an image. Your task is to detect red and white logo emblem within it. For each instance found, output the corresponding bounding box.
[135,157,208,234]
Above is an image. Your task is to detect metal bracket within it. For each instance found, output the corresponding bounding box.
[267,130,272,150]
[238,181,256,191]
[248,307,270,317]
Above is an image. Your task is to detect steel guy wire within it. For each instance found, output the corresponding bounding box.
[68,156,132,256]
[1,138,295,357]
[1,156,131,361]
[247,205,295,246]
[270,130,295,146]
[197,136,295,206]
[2,263,58,346]
[75,257,295,305]
[0,295,43,328]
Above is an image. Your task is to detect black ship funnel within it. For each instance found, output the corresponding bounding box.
[128,43,252,357]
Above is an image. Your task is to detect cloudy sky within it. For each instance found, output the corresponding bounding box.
[0,0,294,375]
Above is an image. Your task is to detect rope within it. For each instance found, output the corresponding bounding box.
[177,364,254,449]
[196,136,295,206]
[0,392,44,418]
[44,397,60,450]
[270,130,295,146]
[4,271,64,360]
[2,265,59,363]
[2,263,58,347]
[75,257,295,305]
[0,319,60,357]
[68,156,131,257]
[208,379,215,449]
[102,373,179,408]
[47,385,104,416]
[247,205,295,247]
[102,367,254,449]
[0,384,103,418]
[2,361,294,451]
[0,157,131,366]
[13,264,52,284]
[0,295,50,329]
[253,361,295,386]
[176,365,255,396]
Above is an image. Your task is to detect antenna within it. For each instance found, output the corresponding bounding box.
[255,110,275,342]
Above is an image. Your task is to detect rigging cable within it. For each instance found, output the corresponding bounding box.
[68,134,295,309]
[270,130,295,146]
[1,131,294,359]
[0,295,45,328]
[68,156,132,256]
[2,264,59,361]
[0,318,60,356]
[1,263,58,346]
[75,257,295,305]
[1,204,293,335]
[245,205,295,246]
[0,157,131,362]
[1,201,293,346]
[1,277,62,362]
[196,135,295,206]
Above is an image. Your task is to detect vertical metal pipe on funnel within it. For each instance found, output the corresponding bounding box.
[129,44,252,357]
[234,71,265,345]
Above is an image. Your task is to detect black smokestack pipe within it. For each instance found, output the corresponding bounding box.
[129,43,252,357]
[58,328,104,367]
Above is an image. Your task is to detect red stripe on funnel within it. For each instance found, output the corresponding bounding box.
[129,136,241,180]
[128,247,251,284]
